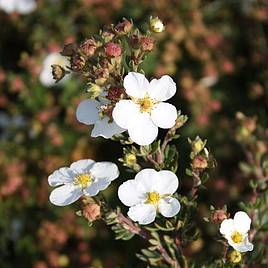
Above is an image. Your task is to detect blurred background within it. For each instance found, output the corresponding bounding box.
[0,0,267,267]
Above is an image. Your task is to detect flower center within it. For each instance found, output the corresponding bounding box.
[231,231,243,244]
[74,173,92,188]
[137,95,155,113]
[146,191,160,205]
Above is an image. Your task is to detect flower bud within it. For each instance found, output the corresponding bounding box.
[86,83,102,99]
[210,209,227,224]
[80,38,97,57]
[107,87,125,101]
[124,153,137,166]
[228,250,242,263]
[115,18,133,35]
[51,64,67,83]
[129,34,140,49]
[94,68,109,85]
[192,155,208,169]
[102,30,115,43]
[105,42,122,57]
[140,36,155,52]
[61,43,77,57]
[150,17,165,33]
[71,54,86,71]
[82,203,101,221]
[192,136,205,155]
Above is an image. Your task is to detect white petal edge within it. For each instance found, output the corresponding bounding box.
[76,99,100,125]
[220,219,235,235]
[128,113,158,145]
[159,197,181,218]
[91,117,125,138]
[112,100,140,129]
[148,75,177,101]
[49,184,82,206]
[123,72,149,98]
[155,170,179,195]
[151,102,177,129]
[128,203,156,225]
[70,159,95,174]
[135,169,159,193]
[90,162,119,182]
[118,179,145,207]
[233,211,251,233]
[48,167,74,186]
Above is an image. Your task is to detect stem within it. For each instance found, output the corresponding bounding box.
[116,212,180,267]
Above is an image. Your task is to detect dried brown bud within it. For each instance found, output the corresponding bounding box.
[95,67,109,85]
[115,19,132,35]
[61,43,77,57]
[51,64,66,83]
[105,42,122,57]
[107,87,125,101]
[80,38,97,57]
[210,209,227,224]
[82,203,101,221]
[130,34,140,49]
[140,36,155,52]
[192,155,208,169]
[71,54,86,71]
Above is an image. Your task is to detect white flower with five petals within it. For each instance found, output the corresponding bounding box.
[76,99,125,139]
[0,0,36,14]
[48,159,119,206]
[118,168,181,225]
[220,211,254,252]
[112,72,177,145]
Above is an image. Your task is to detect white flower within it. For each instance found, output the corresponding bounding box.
[220,211,254,252]
[0,0,36,14]
[48,159,119,206]
[118,168,181,225]
[39,53,70,87]
[76,99,125,139]
[112,72,177,145]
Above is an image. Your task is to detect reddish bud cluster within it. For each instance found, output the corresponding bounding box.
[105,42,122,57]
[107,87,125,101]
[130,35,155,52]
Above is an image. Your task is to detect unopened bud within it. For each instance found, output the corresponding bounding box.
[192,137,205,155]
[115,19,133,35]
[51,64,67,83]
[130,34,140,49]
[80,38,97,57]
[107,87,125,101]
[150,17,165,33]
[86,83,102,99]
[105,42,122,57]
[95,68,109,85]
[228,250,242,263]
[82,203,101,221]
[102,30,115,43]
[192,156,208,169]
[140,36,155,52]
[125,153,137,166]
[71,54,86,71]
[210,209,227,224]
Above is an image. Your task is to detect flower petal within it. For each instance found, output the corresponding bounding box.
[148,75,176,101]
[49,184,82,206]
[155,170,179,195]
[90,162,119,182]
[159,197,181,217]
[128,203,156,225]
[135,169,159,193]
[48,167,74,186]
[76,99,100,125]
[112,100,140,129]
[220,219,235,235]
[91,117,125,138]
[70,159,95,174]
[124,72,149,98]
[233,211,251,233]
[228,235,254,252]
[128,113,158,145]
[151,102,177,129]
[83,182,105,196]
[118,179,145,207]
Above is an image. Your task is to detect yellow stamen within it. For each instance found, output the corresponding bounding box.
[146,191,160,205]
[231,231,243,244]
[137,94,155,113]
[74,173,92,188]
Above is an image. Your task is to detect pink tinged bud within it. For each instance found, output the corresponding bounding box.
[115,19,133,35]
[140,36,155,52]
[80,38,97,57]
[210,209,228,224]
[82,203,101,221]
[105,42,122,57]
